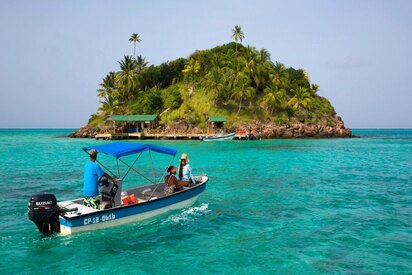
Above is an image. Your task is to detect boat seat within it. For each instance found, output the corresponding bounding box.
[141,187,167,200]
[58,200,100,218]
[141,188,152,200]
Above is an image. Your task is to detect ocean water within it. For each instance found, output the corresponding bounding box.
[0,129,411,274]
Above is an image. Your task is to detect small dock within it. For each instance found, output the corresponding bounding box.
[234,133,250,140]
[95,133,139,140]
[95,132,201,140]
[144,132,203,140]
[95,115,253,141]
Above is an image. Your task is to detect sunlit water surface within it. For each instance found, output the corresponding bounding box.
[0,129,411,274]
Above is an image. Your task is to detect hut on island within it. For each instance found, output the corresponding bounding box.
[207,116,227,134]
[110,115,158,133]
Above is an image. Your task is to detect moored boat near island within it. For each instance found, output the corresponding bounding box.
[201,132,235,141]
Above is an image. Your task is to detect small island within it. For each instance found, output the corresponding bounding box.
[70,26,351,139]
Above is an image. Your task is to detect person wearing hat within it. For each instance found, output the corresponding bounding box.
[83,149,115,209]
[177,153,195,189]
[164,166,178,195]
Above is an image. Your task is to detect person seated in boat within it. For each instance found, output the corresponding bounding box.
[164,166,177,195]
[83,149,115,209]
[177,153,195,189]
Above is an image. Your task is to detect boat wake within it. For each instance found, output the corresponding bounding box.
[163,203,210,224]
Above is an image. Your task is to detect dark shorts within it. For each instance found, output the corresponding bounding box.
[84,196,100,209]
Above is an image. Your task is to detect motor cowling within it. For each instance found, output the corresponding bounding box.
[28,193,61,234]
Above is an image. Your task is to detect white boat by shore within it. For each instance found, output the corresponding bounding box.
[201,132,235,141]
[28,142,208,235]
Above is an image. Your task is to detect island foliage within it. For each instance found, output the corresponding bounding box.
[86,27,348,136]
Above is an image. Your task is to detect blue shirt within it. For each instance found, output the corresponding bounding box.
[83,161,104,196]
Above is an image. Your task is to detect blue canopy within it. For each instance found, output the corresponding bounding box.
[83,142,177,158]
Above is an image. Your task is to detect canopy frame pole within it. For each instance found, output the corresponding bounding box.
[118,157,153,183]
[96,159,117,178]
[148,150,157,198]
[149,150,156,183]
[120,152,143,181]
[159,156,175,182]
[149,155,176,198]
[117,159,120,178]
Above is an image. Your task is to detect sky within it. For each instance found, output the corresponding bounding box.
[0,0,411,129]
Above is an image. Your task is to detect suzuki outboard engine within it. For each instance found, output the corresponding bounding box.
[28,193,61,234]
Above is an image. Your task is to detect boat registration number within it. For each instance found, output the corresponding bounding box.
[84,213,116,225]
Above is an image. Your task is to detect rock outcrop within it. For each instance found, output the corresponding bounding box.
[68,125,98,138]
[227,120,351,139]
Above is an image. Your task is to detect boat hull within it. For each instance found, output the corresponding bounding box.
[202,133,235,141]
[59,179,207,235]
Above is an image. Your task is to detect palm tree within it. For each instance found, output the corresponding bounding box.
[231,74,254,114]
[263,83,287,115]
[239,46,268,90]
[241,46,258,78]
[135,55,149,72]
[202,68,224,104]
[310,84,320,94]
[259,48,271,64]
[98,72,117,99]
[232,25,244,54]
[271,62,289,88]
[129,33,141,59]
[97,72,120,115]
[117,56,137,106]
[210,53,225,68]
[247,48,271,91]
[182,58,201,87]
[182,58,200,75]
[288,87,312,110]
[98,94,120,116]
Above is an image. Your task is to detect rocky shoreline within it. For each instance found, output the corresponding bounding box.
[69,120,352,139]
[243,120,352,138]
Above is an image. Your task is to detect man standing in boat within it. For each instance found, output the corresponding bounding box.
[84,149,115,209]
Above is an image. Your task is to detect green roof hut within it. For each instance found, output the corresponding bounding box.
[207,116,227,134]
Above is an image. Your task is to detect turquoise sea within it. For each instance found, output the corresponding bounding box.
[0,129,411,274]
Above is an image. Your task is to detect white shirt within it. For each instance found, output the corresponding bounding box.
[179,163,195,182]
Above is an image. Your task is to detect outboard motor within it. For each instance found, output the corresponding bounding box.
[28,193,61,234]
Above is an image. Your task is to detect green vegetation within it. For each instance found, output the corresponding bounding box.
[89,27,339,129]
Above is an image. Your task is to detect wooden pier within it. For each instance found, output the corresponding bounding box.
[143,132,203,140]
[95,131,251,140]
[234,133,250,140]
[94,115,253,141]
[95,133,136,140]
